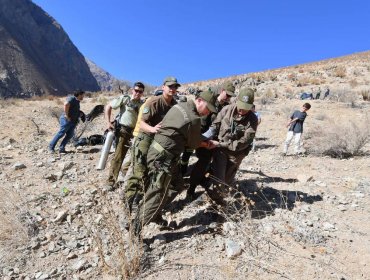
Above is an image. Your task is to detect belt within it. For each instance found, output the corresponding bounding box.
[120,125,134,133]
[152,140,174,160]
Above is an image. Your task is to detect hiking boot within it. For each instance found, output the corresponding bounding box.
[184,190,196,203]
[124,196,135,214]
[59,150,69,154]
[153,215,168,227]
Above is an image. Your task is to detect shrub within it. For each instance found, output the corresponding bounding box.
[334,66,346,78]
[360,90,370,101]
[307,117,370,158]
[349,79,358,88]
[0,187,29,264]
[329,88,356,103]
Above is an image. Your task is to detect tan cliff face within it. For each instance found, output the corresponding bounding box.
[0,0,100,98]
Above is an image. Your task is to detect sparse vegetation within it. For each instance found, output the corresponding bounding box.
[0,187,29,265]
[360,90,370,101]
[329,88,356,103]
[307,117,370,158]
[334,66,346,78]
[349,79,358,88]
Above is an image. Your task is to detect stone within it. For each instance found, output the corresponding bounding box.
[322,222,336,231]
[67,253,78,260]
[225,239,242,258]
[72,259,87,271]
[53,210,68,223]
[13,163,26,170]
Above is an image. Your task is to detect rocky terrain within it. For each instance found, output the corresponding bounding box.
[0,52,369,280]
[85,59,130,92]
[0,0,100,98]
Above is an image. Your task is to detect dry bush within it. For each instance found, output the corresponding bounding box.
[349,79,359,88]
[360,90,370,101]
[0,98,21,107]
[0,187,29,264]
[334,66,346,78]
[259,89,275,105]
[310,78,322,85]
[54,98,64,105]
[352,69,362,76]
[296,76,311,87]
[89,191,143,279]
[307,117,370,158]
[287,73,297,81]
[329,88,357,103]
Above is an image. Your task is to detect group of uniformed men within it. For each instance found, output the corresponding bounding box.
[104,77,258,235]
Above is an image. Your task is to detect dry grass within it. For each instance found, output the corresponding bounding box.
[89,190,143,279]
[334,66,347,78]
[360,90,370,101]
[306,116,370,158]
[0,98,21,108]
[0,187,29,264]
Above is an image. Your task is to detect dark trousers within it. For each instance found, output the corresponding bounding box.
[187,147,213,194]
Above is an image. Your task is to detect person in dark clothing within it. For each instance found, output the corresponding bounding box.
[283,103,311,155]
[183,81,236,201]
[49,90,85,153]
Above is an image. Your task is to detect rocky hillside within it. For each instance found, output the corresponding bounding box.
[0,0,100,98]
[185,50,370,103]
[85,58,130,92]
[0,52,369,279]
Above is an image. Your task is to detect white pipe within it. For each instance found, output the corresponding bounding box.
[96,131,114,170]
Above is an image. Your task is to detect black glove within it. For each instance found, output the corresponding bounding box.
[79,111,86,123]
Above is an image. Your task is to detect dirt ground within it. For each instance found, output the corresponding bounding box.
[0,90,369,280]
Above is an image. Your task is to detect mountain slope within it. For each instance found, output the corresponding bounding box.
[0,0,100,98]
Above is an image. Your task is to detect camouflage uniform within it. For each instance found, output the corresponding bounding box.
[107,95,142,185]
[124,95,176,209]
[187,99,227,192]
[134,93,216,235]
[208,89,258,203]
[186,81,236,197]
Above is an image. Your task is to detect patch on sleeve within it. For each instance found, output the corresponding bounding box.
[142,107,150,114]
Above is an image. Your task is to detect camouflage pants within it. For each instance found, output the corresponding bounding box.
[125,133,153,202]
[107,126,133,185]
[133,143,183,235]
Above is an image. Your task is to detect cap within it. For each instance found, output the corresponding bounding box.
[163,76,181,87]
[199,90,217,113]
[236,88,254,111]
[222,81,236,97]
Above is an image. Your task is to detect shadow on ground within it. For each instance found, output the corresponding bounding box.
[154,176,322,244]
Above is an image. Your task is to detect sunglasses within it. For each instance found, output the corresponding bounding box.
[168,84,179,90]
[134,88,144,94]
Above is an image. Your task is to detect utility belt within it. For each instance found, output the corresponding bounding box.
[115,121,134,134]
[152,140,175,161]
[137,131,154,142]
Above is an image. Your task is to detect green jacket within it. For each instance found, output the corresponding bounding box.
[154,100,203,157]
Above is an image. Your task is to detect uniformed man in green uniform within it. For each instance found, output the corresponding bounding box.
[184,81,236,201]
[133,90,218,235]
[124,77,179,212]
[105,82,145,187]
[205,87,258,205]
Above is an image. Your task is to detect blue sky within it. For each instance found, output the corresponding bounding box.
[32,0,370,86]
